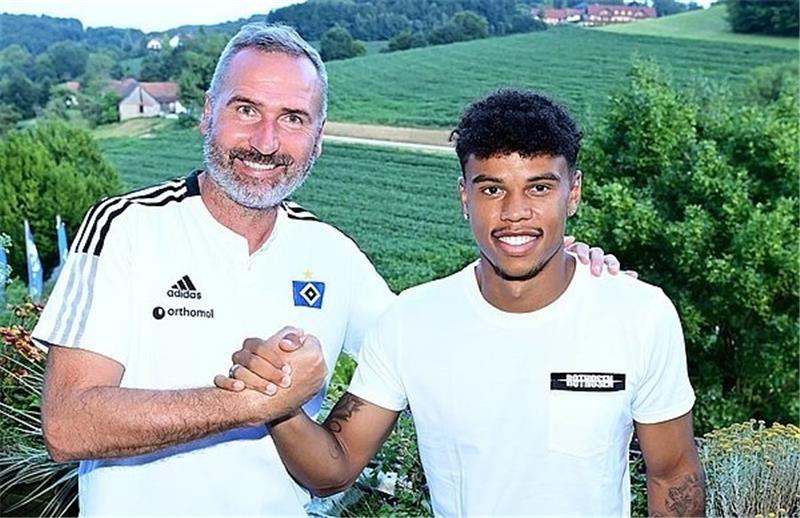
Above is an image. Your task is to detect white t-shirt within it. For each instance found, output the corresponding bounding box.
[348,258,695,517]
[33,172,394,516]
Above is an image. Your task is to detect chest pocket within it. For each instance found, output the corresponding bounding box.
[547,390,629,457]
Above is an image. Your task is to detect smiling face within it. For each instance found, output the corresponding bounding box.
[200,48,324,209]
[460,153,581,282]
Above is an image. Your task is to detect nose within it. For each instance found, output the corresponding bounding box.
[249,119,280,156]
[500,193,533,222]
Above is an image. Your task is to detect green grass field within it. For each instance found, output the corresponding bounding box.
[99,127,474,292]
[597,4,799,50]
[325,25,797,127]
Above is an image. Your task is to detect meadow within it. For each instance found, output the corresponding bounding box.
[325,25,798,127]
[99,128,475,292]
[597,4,799,50]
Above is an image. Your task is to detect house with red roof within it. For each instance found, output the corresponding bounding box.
[108,79,186,121]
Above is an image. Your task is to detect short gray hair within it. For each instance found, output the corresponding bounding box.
[208,23,328,120]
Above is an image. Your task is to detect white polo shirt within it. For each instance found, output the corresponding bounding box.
[348,258,695,516]
[33,171,394,516]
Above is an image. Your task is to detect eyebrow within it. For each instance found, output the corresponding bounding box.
[226,95,313,120]
[471,173,562,184]
[226,95,260,107]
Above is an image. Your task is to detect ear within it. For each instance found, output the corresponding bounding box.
[199,95,213,135]
[458,176,468,214]
[314,119,326,160]
[568,170,582,216]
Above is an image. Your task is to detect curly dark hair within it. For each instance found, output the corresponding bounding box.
[450,89,582,174]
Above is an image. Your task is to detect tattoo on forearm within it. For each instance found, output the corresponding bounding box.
[652,472,706,517]
[325,393,365,434]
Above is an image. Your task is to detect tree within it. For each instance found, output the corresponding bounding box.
[429,10,490,45]
[320,25,367,61]
[0,69,39,120]
[452,10,490,40]
[725,0,799,36]
[385,29,428,52]
[43,41,90,81]
[573,61,799,432]
[0,121,122,276]
[653,0,701,17]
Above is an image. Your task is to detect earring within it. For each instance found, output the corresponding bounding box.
[463,212,469,221]
[568,208,577,217]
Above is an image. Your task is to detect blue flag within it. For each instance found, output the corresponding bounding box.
[56,215,69,267]
[0,239,7,304]
[24,220,43,302]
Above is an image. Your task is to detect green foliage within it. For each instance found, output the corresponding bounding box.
[384,30,427,52]
[725,0,799,36]
[0,69,39,120]
[325,27,797,127]
[44,41,89,81]
[0,121,122,276]
[653,0,701,17]
[321,26,368,62]
[0,14,83,55]
[742,61,800,105]
[429,11,490,45]
[701,420,799,516]
[176,34,229,112]
[574,60,799,433]
[268,0,537,41]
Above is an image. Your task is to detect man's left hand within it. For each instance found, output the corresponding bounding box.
[564,236,637,278]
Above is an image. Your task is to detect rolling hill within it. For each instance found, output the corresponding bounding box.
[325,25,797,128]
[597,4,799,50]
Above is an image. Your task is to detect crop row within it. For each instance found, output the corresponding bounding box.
[326,26,798,127]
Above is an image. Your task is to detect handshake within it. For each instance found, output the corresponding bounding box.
[214,326,328,422]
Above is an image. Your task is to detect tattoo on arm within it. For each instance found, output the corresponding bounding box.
[653,472,706,517]
[325,393,365,434]
[322,393,367,461]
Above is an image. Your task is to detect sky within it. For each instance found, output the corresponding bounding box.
[1,0,301,32]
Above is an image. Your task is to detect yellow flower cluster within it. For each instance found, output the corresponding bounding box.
[701,420,799,517]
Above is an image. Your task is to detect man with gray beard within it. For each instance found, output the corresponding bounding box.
[33,23,620,515]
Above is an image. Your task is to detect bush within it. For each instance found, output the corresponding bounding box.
[701,420,799,516]
[574,60,799,433]
[0,120,122,277]
[320,26,367,62]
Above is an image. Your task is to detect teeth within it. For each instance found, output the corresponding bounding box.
[498,235,537,246]
[243,160,277,171]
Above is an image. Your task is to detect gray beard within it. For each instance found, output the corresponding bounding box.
[202,131,317,210]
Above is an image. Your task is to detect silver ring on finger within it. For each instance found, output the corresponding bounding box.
[229,364,240,378]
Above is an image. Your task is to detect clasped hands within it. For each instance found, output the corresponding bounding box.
[214,326,327,416]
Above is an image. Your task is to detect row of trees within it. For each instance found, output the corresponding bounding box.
[725,0,799,36]
[0,40,126,133]
[321,10,508,59]
[268,0,543,41]
[0,14,145,56]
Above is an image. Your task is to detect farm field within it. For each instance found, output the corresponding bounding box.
[325,25,798,128]
[99,128,474,292]
[597,4,799,50]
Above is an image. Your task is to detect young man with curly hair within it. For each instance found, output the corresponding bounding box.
[220,89,705,516]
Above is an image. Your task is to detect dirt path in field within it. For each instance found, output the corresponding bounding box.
[323,122,454,154]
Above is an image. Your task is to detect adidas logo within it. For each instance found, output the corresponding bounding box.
[166,275,202,300]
